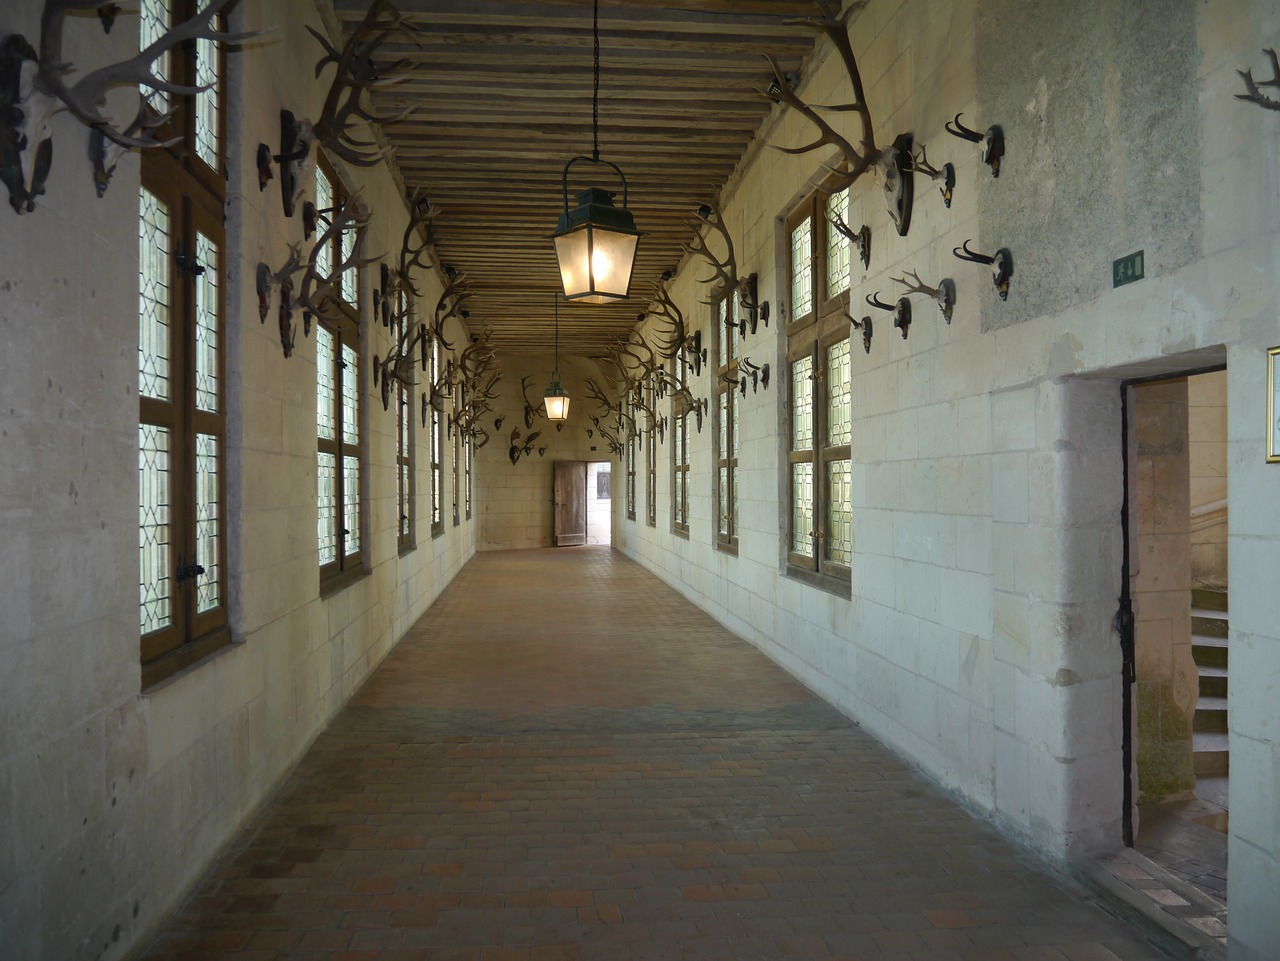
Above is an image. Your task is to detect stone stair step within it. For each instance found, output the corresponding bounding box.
[1197,673,1227,699]
[1192,636,1228,671]
[1190,611,1229,639]
[1194,695,1229,732]
[1191,588,1229,612]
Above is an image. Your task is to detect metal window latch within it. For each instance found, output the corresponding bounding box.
[175,245,205,277]
[176,561,206,583]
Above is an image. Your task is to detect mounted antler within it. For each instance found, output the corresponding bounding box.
[431,266,468,351]
[945,113,1004,177]
[829,210,870,271]
[764,1,878,190]
[892,270,956,324]
[683,203,740,300]
[847,313,873,354]
[1237,48,1280,111]
[1,0,264,212]
[907,142,955,208]
[520,375,542,429]
[275,0,417,215]
[953,239,1013,300]
[294,192,373,334]
[307,0,416,166]
[739,357,770,393]
[392,187,436,298]
[649,276,691,361]
[257,245,306,358]
[866,291,911,339]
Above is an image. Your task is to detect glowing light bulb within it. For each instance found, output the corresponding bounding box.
[592,247,613,282]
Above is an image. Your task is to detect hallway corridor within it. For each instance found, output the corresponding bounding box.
[138,548,1169,961]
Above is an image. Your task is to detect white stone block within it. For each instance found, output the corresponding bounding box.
[991,387,1038,451]
[995,729,1031,828]
[991,453,1029,523]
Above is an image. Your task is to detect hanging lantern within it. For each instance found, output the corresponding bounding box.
[544,294,571,421]
[550,0,641,304]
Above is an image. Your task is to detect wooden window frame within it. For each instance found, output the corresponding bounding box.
[714,291,740,555]
[671,359,691,538]
[394,289,415,554]
[464,427,473,522]
[625,392,638,521]
[785,186,852,597]
[397,378,415,554]
[645,379,657,527]
[429,338,444,538]
[317,313,364,590]
[138,0,230,689]
[451,378,462,528]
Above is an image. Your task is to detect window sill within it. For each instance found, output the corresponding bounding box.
[672,526,690,540]
[431,524,445,540]
[320,565,368,599]
[785,564,851,600]
[141,625,233,692]
[716,541,739,557]
[398,541,417,558]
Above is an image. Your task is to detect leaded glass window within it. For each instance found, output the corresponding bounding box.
[137,8,230,687]
[314,167,334,280]
[139,189,171,401]
[194,35,219,168]
[791,216,813,321]
[397,379,414,551]
[714,292,739,552]
[430,339,444,535]
[645,379,657,527]
[672,359,690,536]
[317,320,363,580]
[626,395,638,522]
[826,188,851,299]
[786,186,853,589]
[139,424,171,634]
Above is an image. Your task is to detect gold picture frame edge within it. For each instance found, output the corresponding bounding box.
[1268,346,1280,463]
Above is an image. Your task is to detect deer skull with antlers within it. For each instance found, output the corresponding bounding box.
[866,291,911,340]
[276,0,417,216]
[892,270,956,324]
[764,1,915,235]
[0,0,263,213]
[1237,48,1280,112]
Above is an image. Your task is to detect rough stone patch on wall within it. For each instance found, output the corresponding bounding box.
[976,0,1201,331]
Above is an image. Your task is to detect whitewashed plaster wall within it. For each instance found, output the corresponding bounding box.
[612,1,1280,957]
[0,2,475,959]
[477,352,620,551]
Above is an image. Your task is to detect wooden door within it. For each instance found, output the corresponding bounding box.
[553,460,587,546]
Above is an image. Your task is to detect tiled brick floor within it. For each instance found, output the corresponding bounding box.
[139,547,1172,960]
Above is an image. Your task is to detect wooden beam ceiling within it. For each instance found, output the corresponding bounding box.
[333,0,818,355]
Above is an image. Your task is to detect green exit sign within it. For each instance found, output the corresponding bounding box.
[1113,250,1145,288]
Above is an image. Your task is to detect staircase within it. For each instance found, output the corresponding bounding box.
[1192,589,1229,777]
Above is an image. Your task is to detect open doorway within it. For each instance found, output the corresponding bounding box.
[552,460,612,547]
[587,461,612,545]
[1124,368,1228,903]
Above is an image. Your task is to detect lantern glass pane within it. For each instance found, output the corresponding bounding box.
[545,394,570,420]
[554,229,590,298]
[590,228,638,298]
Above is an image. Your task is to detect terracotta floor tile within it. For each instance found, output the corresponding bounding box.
[135,549,1173,961]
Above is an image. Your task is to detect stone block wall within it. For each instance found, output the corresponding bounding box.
[0,2,476,958]
[611,1,1280,956]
